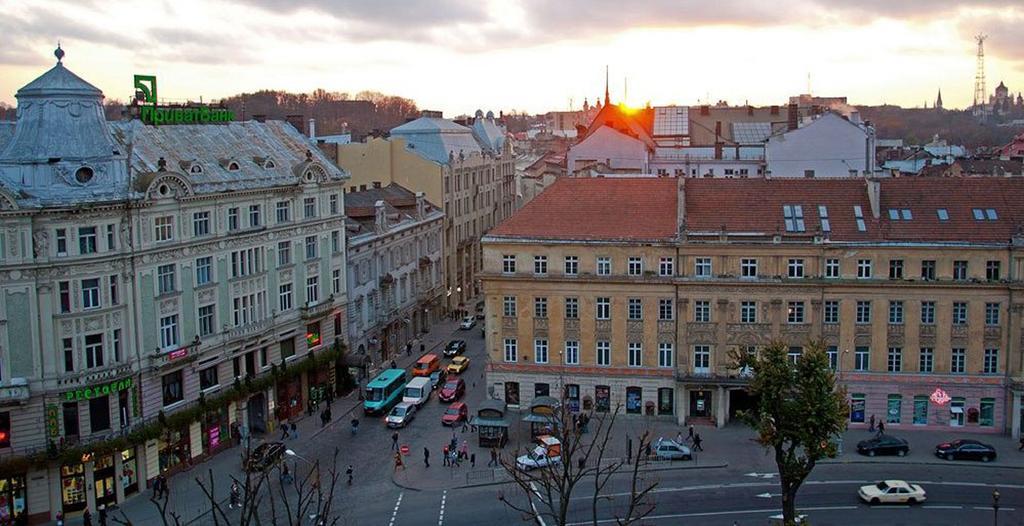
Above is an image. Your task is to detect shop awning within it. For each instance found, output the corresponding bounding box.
[949,406,964,414]
[521,413,558,423]
[470,416,510,428]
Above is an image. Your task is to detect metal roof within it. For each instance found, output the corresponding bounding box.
[392,117,482,164]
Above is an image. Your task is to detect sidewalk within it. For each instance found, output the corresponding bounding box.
[58,317,464,525]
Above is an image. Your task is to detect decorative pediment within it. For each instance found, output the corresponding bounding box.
[293,159,328,184]
[139,172,194,200]
[0,186,20,210]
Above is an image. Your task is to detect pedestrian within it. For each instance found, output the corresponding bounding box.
[98,505,108,526]
[470,453,476,468]
[451,448,460,467]
[420,343,426,354]
[281,422,291,440]
[693,433,704,452]
[443,445,451,466]
[424,447,430,468]
[320,408,331,427]
[462,418,469,433]
[291,423,299,440]
[406,343,412,356]
[280,463,293,485]
[877,421,885,435]
[82,509,93,526]
[687,424,695,443]
[230,481,241,509]
[489,448,498,467]
[346,465,353,486]
[55,511,64,526]
[1019,436,1024,451]
[868,414,876,432]
[460,440,469,460]
[392,431,400,451]
[390,359,397,369]
[394,452,404,471]
[676,431,684,445]
[644,441,652,459]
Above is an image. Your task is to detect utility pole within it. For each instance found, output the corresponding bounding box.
[973,34,988,116]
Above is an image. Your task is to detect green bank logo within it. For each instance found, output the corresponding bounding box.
[133,74,235,126]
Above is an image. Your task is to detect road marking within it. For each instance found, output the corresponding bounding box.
[388,492,404,526]
[974,506,1016,511]
[438,490,447,526]
[923,505,963,510]
[755,492,782,498]
[745,472,777,479]
[567,505,859,525]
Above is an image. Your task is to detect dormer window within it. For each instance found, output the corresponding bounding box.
[190,164,203,174]
[74,166,94,184]
[264,159,276,169]
[227,161,240,172]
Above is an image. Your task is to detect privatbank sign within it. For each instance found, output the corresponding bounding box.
[133,74,235,125]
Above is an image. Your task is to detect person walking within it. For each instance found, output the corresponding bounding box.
[470,453,476,468]
[280,463,293,485]
[687,425,695,444]
[390,359,397,370]
[346,465,353,486]
[281,422,291,440]
[394,452,404,471]
[676,431,684,445]
[54,512,64,526]
[489,448,498,467]
[424,447,430,468]
[451,448,460,467]
[693,433,704,452]
[459,440,469,461]
[443,445,451,466]
[392,431,400,451]
[230,481,241,509]
[98,506,107,526]
[82,509,93,526]
[321,407,332,428]
[877,421,885,436]
[291,423,299,440]
[868,414,876,433]
[420,343,426,354]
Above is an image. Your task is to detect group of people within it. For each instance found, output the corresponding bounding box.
[78,506,109,526]
[674,425,705,452]
[867,415,886,436]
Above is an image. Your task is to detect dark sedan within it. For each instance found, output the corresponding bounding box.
[935,439,997,462]
[856,435,909,457]
[443,340,467,357]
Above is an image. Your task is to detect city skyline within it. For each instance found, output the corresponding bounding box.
[1,1,1023,115]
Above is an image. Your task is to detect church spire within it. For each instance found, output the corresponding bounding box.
[604,65,610,106]
[935,88,943,110]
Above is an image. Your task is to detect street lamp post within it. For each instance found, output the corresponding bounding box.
[992,489,1000,526]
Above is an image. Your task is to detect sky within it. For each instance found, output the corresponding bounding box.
[0,0,1023,116]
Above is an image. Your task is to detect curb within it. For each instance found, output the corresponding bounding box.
[821,458,1024,469]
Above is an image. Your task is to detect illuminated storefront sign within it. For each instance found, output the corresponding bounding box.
[63,377,134,402]
[929,387,951,406]
[133,74,235,126]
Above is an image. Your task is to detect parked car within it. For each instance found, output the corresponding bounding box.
[443,340,467,357]
[428,369,447,390]
[447,355,470,374]
[244,441,285,472]
[441,402,469,426]
[856,435,910,457]
[386,402,417,428]
[459,316,476,330]
[439,378,466,402]
[516,435,562,471]
[651,438,692,461]
[858,480,926,504]
[935,439,998,462]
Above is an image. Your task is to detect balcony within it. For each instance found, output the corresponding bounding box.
[0,379,29,407]
[56,363,135,388]
[228,318,274,340]
[302,295,336,320]
[149,339,201,369]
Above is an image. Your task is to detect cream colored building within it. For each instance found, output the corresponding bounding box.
[482,176,1024,439]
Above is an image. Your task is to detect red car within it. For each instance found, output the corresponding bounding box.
[442,402,468,426]
[439,378,465,402]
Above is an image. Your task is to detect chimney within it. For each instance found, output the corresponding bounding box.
[787,102,798,131]
[770,105,779,116]
[415,191,427,219]
[253,114,267,123]
[308,118,317,141]
[286,114,305,134]
[374,200,388,233]
[700,105,710,116]
[676,176,687,234]
[866,178,881,219]
[747,105,754,116]
[372,181,382,189]
[714,121,723,160]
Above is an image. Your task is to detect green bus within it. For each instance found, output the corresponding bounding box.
[363,368,408,415]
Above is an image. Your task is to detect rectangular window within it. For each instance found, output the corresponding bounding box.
[78,226,97,254]
[89,396,110,433]
[306,276,320,304]
[109,275,119,305]
[534,339,548,364]
[332,268,341,294]
[62,402,79,437]
[985,302,1000,326]
[854,205,866,232]
[564,256,579,276]
[825,258,840,278]
[741,258,758,278]
[953,260,968,280]
[888,259,904,279]
[824,300,839,324]
[199,366,219,390]
[63,337,74,372]
[951,348,965,373]
[162,370,184,407]
[279,283,293,311]
[658,298,674,320]
[694,257,712,277]
[983,348,998,374]
[627,256,643,276]
[534,297,548,318]
[112,328,122,362]
[694,300,711,322]
[159,315,179,349]
[855,300,871,324]
[628,342,642,367]
[84,333,104,369]
[920,301,935,324]
[564,297,579,319]
[157,264,175,295]
[82,278,101,309]
[303,197,317,218]
[659,257,674,276]
[502,255,516,273]
[693,345,710,373]
[740,301,757,323]
[783,204,805,232]
[596,297,610,320]
[920,260,936,280]
[952,302,968,325]
[888,300,904,324]
[56,228,67,256]
[787,258,804,278]
[277,241,292,266]
[227,207,239,231]
[913,396,928,425]
[979,398,995,427]
[59,281,71,313]
[886,394,902,424]
[596,257,611,276]
[503,338,517,362]
[503,296,516,317]
[533,255,547,275]
[887,347,902,372]
[275,201,291,223]
[826,345,838,370]
[198,304,215,337]
[854,346,870,371]
[628,298,643,320]
[856,259,872,279]
[195,256,212,286]
[787,346,802,363]
[331,231,340,254]
[787,301,805,324]
[305,236,317,260]
[986,260,1001,281]
[818,205,831,232]
[596,341,610,366]
[230,247,265,278]
[248,204,261,227]
[564,341,579,365]
[918,348,933,373]
[154,216,174,242]
[105,224,115,249]
[658,343,673,368]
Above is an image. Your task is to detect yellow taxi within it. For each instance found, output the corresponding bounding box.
[447,355,470,374]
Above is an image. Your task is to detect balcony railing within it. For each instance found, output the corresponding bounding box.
[0,380,30,407]
[227,318,274,340]
[301,294,336,319]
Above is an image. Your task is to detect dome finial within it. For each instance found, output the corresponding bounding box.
[54,42,64,64]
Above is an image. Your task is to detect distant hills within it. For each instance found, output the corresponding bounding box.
[856,105,1022,148]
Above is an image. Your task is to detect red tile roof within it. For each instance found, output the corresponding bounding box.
[489,177,678,241]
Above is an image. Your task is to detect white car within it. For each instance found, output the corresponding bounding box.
[858,480,926,504]
[515,446,562,471]
[385,402,417,428]
[459,316,476,330]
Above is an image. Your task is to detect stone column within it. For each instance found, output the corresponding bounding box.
[716,386,727,427]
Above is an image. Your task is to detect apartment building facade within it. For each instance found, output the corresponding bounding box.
[482,177,1024,439]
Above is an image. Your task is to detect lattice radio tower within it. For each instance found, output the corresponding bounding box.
[973,34,988,109]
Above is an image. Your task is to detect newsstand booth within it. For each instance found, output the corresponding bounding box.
[521,396,560,437]
[470,399,510,448]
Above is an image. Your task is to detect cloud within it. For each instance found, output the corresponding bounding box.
[230,0,491,33]
[954,10,1024,69]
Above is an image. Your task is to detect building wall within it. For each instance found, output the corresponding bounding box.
[567,127,648,175]
[766,113,874,177]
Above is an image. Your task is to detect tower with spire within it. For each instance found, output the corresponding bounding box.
[935,89,943,111]
[604,65,610,107]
